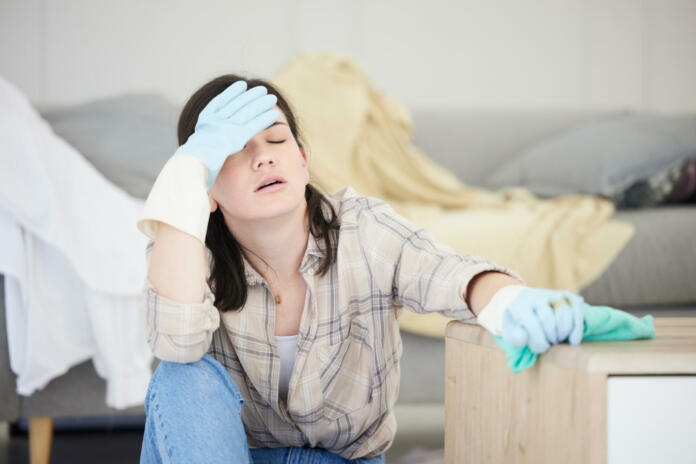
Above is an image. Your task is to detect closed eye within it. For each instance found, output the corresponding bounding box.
[269,140,286,144]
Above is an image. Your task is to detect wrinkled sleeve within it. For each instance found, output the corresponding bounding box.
[357,199,526,322]
[141,241,220,363]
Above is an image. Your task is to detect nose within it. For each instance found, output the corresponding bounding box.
[253,152,275,169]
[245,139,277,169]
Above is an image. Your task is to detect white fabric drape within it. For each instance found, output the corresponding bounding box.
[0,75,152,409]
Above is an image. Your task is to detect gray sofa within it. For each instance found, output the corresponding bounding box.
[2,97,695,458]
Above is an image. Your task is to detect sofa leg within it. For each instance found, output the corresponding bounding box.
[0,421,9,442]
[29,417,53,464]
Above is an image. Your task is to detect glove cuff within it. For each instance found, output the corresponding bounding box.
[136,154,210,245]
[476,284,527,336]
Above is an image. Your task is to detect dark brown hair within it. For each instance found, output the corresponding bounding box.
[177,74,340,313]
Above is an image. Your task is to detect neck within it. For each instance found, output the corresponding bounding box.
[225,202,310,284]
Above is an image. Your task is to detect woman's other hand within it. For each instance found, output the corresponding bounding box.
[501,287,585,354]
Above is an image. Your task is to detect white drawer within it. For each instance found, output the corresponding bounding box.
[607,376,696,464]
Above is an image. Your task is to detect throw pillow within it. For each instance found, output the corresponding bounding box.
[484,113,696,208]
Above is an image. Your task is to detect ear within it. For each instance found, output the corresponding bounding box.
[300,146,310,184]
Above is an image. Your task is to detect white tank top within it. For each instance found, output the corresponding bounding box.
[275,334,298,402]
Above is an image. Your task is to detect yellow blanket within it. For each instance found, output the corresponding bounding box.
[270,51,635,338]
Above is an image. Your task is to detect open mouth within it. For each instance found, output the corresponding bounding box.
[255,180,286,192]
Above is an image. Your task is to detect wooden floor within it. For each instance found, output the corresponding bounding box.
[0,404,446,463]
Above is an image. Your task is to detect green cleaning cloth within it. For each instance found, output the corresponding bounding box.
[490,303,656,373]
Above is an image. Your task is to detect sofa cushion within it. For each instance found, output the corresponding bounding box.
[39,94,179,200]
[396,331,445,403]
[484,113,696,206]
[0,274,21,420]
[410,109,621,186]
[580,205,696,306]
[18,356,157,418]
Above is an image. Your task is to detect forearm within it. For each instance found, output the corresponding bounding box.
[465,271,525,317]
[149,221,209,304]
[138,154,212,304]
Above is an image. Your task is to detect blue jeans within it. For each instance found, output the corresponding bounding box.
[140,353,386,463]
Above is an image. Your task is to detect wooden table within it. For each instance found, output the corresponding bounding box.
[444,317,696,464]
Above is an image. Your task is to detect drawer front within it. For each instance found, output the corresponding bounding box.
[607,376,696,464]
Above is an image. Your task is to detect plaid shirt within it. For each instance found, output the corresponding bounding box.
[142,185,523,459]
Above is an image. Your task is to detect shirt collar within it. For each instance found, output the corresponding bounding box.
[242,231,326,286]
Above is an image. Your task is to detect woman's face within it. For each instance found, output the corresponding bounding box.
[208,106,310,223]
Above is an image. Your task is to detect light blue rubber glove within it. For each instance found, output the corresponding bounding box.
[174,80,281,189]
[501,287,585,354]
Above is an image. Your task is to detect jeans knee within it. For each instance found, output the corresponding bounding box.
[145,354,244,412]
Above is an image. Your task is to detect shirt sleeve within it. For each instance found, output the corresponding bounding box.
[142,240,220,363]
[357,197,526,322]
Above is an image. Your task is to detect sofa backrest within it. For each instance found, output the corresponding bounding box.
[410,109,623,187]
[34,95,624,196]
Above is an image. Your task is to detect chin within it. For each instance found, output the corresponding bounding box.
[251,193,306,219]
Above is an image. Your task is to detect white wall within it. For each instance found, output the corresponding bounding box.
[1,0,695,113]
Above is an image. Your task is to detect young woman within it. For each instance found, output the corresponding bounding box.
[136,76,585,463]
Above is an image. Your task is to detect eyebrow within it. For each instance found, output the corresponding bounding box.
[269,121,287,127]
